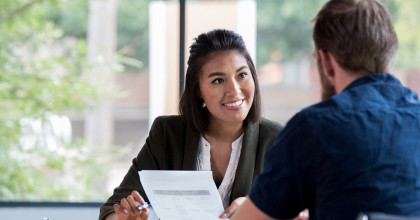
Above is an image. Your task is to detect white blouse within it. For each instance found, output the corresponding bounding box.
[196,134,244,209]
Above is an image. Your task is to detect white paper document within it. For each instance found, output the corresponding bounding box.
[139,170,224,220]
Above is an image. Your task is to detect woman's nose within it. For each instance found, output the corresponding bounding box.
[225,79,241,96]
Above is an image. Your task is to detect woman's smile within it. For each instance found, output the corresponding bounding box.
[223,99,244,110]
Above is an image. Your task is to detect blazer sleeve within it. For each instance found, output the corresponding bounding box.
[99,117,166,220]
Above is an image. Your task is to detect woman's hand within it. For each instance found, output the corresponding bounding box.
[219,197,246,219]
[294,209,309,220]
[112,191,150,220]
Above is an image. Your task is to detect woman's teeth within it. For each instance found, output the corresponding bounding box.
[224,100,242,107]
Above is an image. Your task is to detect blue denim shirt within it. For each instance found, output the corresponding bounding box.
[249,73,420,220]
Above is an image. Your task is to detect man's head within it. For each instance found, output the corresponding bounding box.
[313,0,399,99]
[313,0,398,74]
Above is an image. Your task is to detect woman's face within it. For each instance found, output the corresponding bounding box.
[198,50,255,127]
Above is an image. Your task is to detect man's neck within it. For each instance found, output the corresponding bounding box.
[335,70,366,94]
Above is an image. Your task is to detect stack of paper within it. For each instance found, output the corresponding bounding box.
[139,171,224,220]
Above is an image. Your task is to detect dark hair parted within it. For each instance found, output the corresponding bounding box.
[179,29,261,134]
[313,0,398,75]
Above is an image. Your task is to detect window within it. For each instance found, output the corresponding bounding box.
[1,0,419,205]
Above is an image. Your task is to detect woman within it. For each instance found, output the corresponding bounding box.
[99,29,284,220]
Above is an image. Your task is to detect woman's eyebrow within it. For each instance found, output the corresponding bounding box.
[236,66,248,72]
[208,72,225,78]
[207,65,248,78]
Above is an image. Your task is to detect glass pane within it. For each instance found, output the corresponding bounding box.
[2,0,420,205]
[257,0,328,123]
[256,0,420,123]
[0,0,161,202]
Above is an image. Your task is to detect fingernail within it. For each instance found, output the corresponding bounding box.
[221,213,227,218]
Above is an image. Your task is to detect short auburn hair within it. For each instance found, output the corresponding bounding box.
[179,29,261,133]
[313,0,398,74]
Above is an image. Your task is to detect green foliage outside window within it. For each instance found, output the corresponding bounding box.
[0,0,112,201]
[256,0,420,72]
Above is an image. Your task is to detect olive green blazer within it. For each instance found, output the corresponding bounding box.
[99,115,283,220]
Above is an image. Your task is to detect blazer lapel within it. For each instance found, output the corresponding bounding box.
[230,122,260,203]
[182,124,200,170]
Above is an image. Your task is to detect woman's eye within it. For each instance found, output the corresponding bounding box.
[212,78,224,84]
[238,72,248,79]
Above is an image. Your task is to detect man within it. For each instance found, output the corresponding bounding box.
[232,0,420,219]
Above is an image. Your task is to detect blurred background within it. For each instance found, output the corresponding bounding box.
[1,0,419,206]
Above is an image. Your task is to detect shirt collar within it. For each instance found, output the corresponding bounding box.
[343,73,401,92]
[200,133,244,151]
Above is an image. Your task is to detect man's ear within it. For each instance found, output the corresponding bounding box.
[319,50,335,83]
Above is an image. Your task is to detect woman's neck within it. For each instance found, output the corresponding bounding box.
[205,119,244,143]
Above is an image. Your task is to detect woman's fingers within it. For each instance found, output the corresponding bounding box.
[140,207,150,220]
[220,197,246,218]
[132,191,146,205]
[115,191,150,220]
[127,195,137,207]
[113,203,127,215]
[121,197,136,215]
[130,190,150,220]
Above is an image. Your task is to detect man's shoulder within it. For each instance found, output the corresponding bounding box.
[296,101,333,120]
[298,91,367,118]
